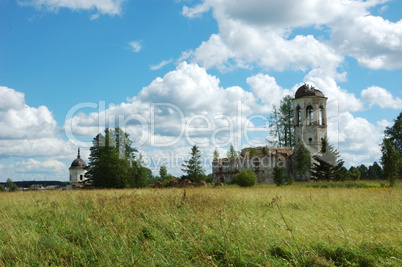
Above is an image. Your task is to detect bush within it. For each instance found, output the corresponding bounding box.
[0,184,5,192]
[235,169,257,187]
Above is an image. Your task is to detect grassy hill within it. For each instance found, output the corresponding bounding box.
[0,183,400,266]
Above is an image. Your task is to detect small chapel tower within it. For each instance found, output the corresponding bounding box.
[69,148,87,184]
[293,84,327,153]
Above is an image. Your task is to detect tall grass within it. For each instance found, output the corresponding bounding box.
[0,185,400,266]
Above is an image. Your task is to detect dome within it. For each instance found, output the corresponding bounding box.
[69,148,87,169]
[295,84,325,99]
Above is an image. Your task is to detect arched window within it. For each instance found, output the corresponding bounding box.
[296,106,301,126]
[306,106,313,125]
[319,106,324,125]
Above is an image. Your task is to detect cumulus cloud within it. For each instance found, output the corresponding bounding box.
[0,86,57,139]
[328,112,385,166]
[332,15,402,69]
[361,86,402,109]
[18,0,126,16]
[182,0,402,72]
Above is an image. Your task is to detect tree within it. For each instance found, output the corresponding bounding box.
[356,164,368,179]
[273,164,287,186]
[0,184,4,192]
[227,144,237,158]
[213,148,220,160]
[5,178,18,192]
[235,169,257,187]
[368,162,382,180]
[384,111,402,154]
[268,95,294,147]
[381,138,401,187]
[310,138,345,181]
[349,168,361,181]
[384,111,402,177]
[159,165,168,180]
[182,145,205,182]
[86,128,144,188]
[294,142,311,180]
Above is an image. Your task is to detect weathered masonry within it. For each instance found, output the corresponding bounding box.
[212,84,328,183]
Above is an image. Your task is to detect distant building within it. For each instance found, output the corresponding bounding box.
[212,84,328,183]
[69,148,87,184]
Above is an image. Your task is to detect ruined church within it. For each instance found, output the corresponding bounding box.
[212,84,327,183]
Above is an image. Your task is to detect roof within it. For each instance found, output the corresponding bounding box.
[295,84,325,99]
[69,148,87,169]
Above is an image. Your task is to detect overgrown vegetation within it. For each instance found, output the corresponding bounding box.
[234,169,257,187]
[0,185,400,266]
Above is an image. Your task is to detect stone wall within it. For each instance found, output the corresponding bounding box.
[212,146,292,184]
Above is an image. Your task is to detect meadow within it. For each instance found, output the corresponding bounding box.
[0,183,400,266]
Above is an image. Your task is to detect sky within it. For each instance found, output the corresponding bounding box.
[0,0,401,182]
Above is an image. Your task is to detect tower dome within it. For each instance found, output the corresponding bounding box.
[295,84,325,99]
[69,148,87,169]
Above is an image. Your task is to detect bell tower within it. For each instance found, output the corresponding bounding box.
[293,84,327,153]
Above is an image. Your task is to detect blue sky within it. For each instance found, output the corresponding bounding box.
[0,0,401,181]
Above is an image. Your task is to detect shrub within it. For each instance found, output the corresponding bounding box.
[273,165,286,186]
[235,169,257,187]
[287,173,294,185]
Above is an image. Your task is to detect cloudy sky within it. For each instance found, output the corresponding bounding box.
[1,0,401,182]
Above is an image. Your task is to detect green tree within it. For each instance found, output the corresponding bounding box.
[349,168,361,181]
[356,164,368,179]
[0,184,4,192]
[381,138,401,187]
[384,111,402,154]
[273,164,287,186]
[5,178,18,192]
[268,95,294,147]
[86,128,138,188]
[310,138,345,181]
[159,165,168,180]
[368,162,382,180]
[294,142,311,180]
[227,144,237,158]
[235,169,257,187]
[213,148,219,160]
[182,145,205,182]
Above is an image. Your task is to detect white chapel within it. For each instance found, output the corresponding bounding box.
[69,148,87,184]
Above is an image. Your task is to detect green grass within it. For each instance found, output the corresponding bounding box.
[0,184,401,266]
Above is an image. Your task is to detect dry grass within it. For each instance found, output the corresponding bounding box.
[0,184,401,266]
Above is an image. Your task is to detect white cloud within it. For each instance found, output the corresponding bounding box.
[332,15,402,69]
[327,112,384,167]
[182,2,210,18]
[247,74,291,111]
[90,14,100,20]
[128,41,142,53]
[0,86,57,139]
[150,59,173,71]
[361,86,402,109]
[182,0,402,73]
[18,0,126,16]
[15,158,66,173]
[0,86,25,111]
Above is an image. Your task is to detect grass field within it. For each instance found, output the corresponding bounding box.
[0,183,401,266]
